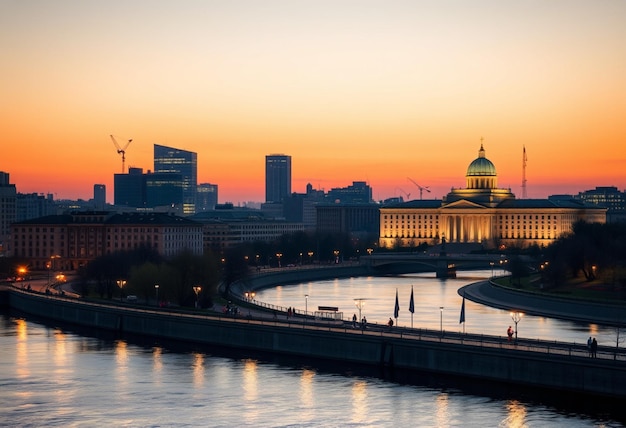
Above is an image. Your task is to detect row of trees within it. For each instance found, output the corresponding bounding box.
[542,221,626,288]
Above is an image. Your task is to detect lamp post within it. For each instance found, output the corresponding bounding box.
[510,311,523,343]
[490,261,495,278]
[307,251,314,264]
[155,284,159,306]
[193,286,202,308]
[117,279,126,301]
[333,250,339,264]
[305,294,309,315]
[354,298,365,322]
[439,306,444,336]
[276,253,282,268]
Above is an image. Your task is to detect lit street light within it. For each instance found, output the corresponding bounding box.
[510,311,523,343]
[155,284,159,306]
[116,279,126,302]
[193,286,202,308]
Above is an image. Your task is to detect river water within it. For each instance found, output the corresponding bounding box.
[1,270,624,427]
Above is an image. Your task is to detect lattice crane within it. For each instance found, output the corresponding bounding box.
[110,135,132,173]
[407,177,431,200]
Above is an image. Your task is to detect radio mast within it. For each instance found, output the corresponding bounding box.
[521,146,528,199]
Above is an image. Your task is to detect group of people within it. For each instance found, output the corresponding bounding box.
[587,336,599,358]
[351,313,367,329]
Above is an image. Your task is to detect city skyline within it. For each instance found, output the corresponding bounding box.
[2,1,625,204]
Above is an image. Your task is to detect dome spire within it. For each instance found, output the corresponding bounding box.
[479,138,486,158]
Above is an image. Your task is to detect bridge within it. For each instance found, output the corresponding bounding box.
[359,252,509,277]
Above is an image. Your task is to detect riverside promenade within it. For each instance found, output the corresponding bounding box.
[460,280,626,327]
[3,267,626,399]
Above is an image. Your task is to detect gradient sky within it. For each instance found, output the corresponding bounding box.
[2,1,625,204]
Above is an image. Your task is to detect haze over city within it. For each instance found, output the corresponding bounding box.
[2,1,625,204]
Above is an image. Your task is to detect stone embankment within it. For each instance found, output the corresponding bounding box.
[2,267,626,400]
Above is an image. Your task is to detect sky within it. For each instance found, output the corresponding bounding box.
[1,1,625,204]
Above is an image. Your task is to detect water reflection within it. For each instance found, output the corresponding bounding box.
[299,368,315,421]
[504,399,528,428]
[435,392,450,427]
[242,358,258,425]
[351,380,368,424]
[255,271,618,345]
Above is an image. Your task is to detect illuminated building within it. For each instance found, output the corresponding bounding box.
[379,145,606,249]
[154,144,198,215]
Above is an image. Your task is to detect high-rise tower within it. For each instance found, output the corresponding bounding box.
[154,144,197,215]
[265,154,291,203]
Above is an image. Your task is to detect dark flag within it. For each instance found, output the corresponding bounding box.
[459,293,466,324]
[394,288,400,320]
[409,286,414,314]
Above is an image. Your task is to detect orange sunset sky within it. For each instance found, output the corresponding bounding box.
[1,1,625,204]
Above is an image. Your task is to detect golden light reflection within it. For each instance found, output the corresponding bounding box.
[242,359,259,426]
[153,346,163,374]
[503,399,528,428]
[192,352,205,388]
[243,359,258,403]
[351,380,368,424]
[16,319,29,379]
[53,329,67,365]
[299,368,316,421]
[435,392,450,427]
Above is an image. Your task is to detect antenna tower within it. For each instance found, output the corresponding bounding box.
[521,146,528,199]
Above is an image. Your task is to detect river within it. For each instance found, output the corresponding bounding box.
[1,270,624,427]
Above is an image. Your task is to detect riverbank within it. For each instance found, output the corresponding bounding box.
[460,280,626,327]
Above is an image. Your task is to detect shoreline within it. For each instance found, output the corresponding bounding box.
[460,280,626,327]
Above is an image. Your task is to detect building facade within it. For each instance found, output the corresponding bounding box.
[11,212,203,270]
[380,145,607,249]
[0,172,16,255]
[197,183,218,212]
[154,144,198,215]
[265,154,291,203]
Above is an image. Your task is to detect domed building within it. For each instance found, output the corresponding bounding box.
[379,145,606,249]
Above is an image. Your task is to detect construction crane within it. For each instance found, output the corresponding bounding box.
[110,135,132,173]
[407,177,431,199]
[395,187,411,201]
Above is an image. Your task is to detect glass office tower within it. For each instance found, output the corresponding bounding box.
[265,154,291,203]
[154,144,197,215]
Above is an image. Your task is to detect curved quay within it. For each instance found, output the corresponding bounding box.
[4,266,626,400]
[459,280,626,328]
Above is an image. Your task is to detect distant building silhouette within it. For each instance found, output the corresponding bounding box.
[197,183,218,211]
[265,154,291,203]
[0,172,16,255]
[575,186,626,223]
[93,184,106,210]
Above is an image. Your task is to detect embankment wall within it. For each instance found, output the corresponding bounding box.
[4,287,626,399]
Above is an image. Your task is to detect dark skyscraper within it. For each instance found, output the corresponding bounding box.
[265,154,291,203]
[154,144,197,215]
[93,184,106,209]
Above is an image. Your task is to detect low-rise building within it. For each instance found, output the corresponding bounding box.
[11,211,202,270]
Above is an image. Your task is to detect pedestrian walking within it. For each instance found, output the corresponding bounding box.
[388,317,394,329]
[352,313,357,328]
[507,326,513,342]
[587,336,593,357]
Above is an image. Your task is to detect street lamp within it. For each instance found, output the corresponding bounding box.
[490,261,495,278]
[116,279,126,301]
[305,294,309,316]
[439,306,444,336]
[307,251,314,264]
[193,286,202,308]
[155,284,159,306]
[354,298,366,322]
[510,311,523,343]
[276,253,283,268]
[333,250,339,264]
